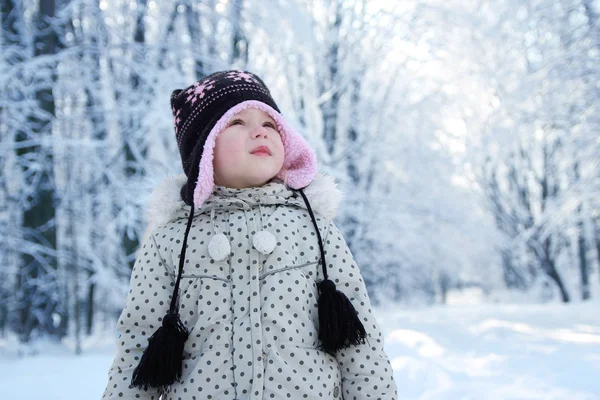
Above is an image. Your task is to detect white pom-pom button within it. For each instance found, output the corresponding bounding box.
[208,233,230,261]
[253,230,276,254]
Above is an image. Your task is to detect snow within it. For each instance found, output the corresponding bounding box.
[382,301,600,400]
[1,302,599,400]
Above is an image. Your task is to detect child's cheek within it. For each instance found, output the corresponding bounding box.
[216,135,243,162]
[275,139,285,162]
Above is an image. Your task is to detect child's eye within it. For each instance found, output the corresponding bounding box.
[230,119,243,126]
[263,122,276,129]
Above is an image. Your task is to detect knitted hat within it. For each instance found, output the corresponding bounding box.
[170,70,317,208]
[131,71,366,393]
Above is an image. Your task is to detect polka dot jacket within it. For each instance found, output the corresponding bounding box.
[102,173,398,400]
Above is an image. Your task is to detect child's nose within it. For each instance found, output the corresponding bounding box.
[250,125,269,138]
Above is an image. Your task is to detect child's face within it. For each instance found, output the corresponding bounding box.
[213,108,285,188]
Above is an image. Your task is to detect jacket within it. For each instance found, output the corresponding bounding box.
[102,173,398,400]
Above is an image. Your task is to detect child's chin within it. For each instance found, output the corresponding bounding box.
[248,165,277,178]
[248,172,278,186]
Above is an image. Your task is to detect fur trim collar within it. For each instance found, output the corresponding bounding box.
[140,173,342,244]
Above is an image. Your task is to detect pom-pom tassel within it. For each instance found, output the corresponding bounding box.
[132,203,195,392]
[317,279,366,355]
[131,310,190,392]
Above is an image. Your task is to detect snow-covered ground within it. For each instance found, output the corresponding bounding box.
[1,301,599,400]
[382,301,600,400]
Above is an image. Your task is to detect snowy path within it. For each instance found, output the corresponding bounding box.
[1,302,599,399]
[383,302,600,400]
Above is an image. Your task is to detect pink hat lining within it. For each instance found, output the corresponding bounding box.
[193,100,318,208]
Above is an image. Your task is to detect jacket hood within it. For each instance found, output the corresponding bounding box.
[141,173,343,244]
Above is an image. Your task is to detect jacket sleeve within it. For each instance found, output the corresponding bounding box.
[322,220,398,400]
[102,231,173,400]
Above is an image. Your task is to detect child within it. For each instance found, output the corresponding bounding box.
[102,70,398,400]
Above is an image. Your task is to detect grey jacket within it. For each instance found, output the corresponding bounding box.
[102,173,398,400]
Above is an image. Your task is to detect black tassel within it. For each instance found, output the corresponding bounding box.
[317,278,366,354]
[294,188,367,355]
[131,310,190,392]
[131,203,195,392]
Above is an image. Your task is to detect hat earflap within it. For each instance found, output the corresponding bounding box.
[131,204,194,392]
[296,189,366,354]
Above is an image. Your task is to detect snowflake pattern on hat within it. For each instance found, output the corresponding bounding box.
[186,78,216,104]
[225,70,259,84]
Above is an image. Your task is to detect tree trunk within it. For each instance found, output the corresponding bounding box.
[207,0,218,72]
[131,0,147,90]
[538,136,569,302]
[439,272,450,305]
[596,231,600,287]
[158,3,180,70]
[573,163,590,300]
[0,0,25,340]
[72,202,81,354]
[296,55,307,127]
[547,265,570,303]
[15,0,60,343]
[347,71,362,186]
[321,0,342,156]
[229,0,247,68]
[184,1,204,78]
[342,71,363,249]
[121,0,147,256]
[578,231,589,300]
[543,238,570,303]
[86,276,95,336]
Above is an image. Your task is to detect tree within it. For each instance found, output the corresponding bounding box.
[12,0,62,343]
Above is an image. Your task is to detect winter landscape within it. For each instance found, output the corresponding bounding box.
[2,0,600,399]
